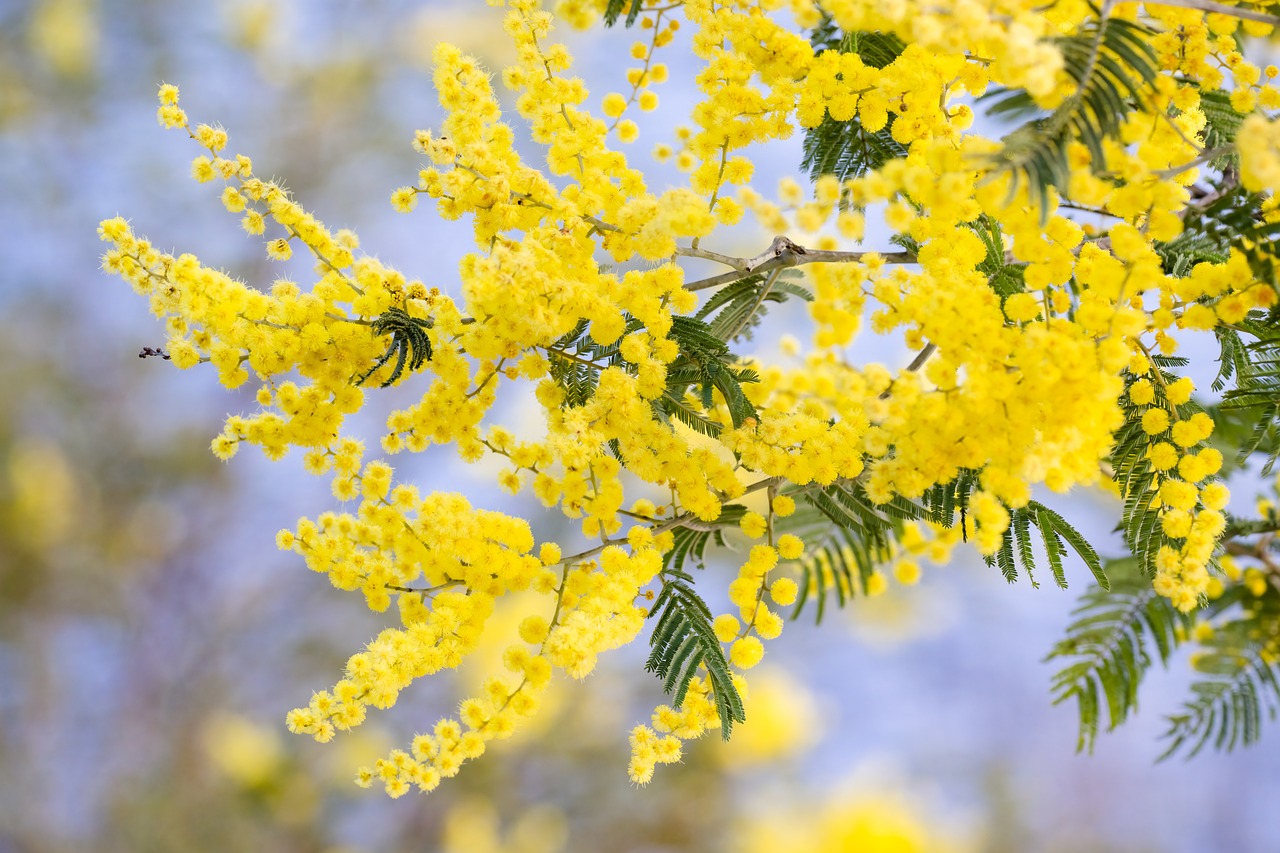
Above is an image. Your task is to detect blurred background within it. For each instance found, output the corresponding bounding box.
[2,1,1279,850]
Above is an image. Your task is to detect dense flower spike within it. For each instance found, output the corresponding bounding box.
[102,0,1280,791]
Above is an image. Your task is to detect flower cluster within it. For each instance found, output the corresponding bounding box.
[100,0,1280,795]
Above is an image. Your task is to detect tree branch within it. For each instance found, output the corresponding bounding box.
[683,235,915,292]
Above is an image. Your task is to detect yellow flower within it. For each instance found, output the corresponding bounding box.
[769,577,798,606]
[730,637,765,670]
[1142,408,1170,435]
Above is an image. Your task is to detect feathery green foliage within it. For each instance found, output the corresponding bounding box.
[662,315,760,429]
[801,19,907,183]
[1218,309,1280,474]
[970,213,1028,300]
[602,0,644,27]
[787,479,922,621]
[545,316,641,407]
[663,504,748,573]
[646,568,747,738]
[920,470,980,530]
[985,14,1159,215]
[355,307,434,387]
[1195,88,1245,169]
[984,501,1108,589]
[1176,188,1280,285]
[783,497,895,622]
[546,314,759,433]
[1046,559,1190,752]
[1110,354,1202,577]
[694,272,812,343]
[1162,585,1280,759]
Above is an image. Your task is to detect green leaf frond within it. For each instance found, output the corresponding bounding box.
[984,500,1108,590]
[780,498,892,623]
[1219,308,1280,473]
[545,316,641,408]
[984,13,1159,216]
[1154,227,1233,278]
[801,19,908,183]
[1110,354,1199,577]
[549,313,761,436]
[1165,188,1280,287]
[354,307,434,388]
[969,214,1028,301]
[1045,558,1190,752]
[662,504,748,573]
[602,0,644,27]
[809,18,905,68]
[645,568,747,738]
[694,272,812,343]
[652,391,725,439]
[921,470,980,530]
[1161,589,1280,759]
[788,479,922,620]
[1195,88,1245,170]
[663,315,760,429]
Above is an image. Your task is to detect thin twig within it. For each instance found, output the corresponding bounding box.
[879,343,937,399]
[677,245,750,270]
[1145,0,1280,25]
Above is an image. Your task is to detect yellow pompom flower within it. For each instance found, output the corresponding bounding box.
[211,434,239,461]
[1128,379,1155,406]
[265,238,292,261]
[730,637,765,670]
[740,512,768,539]
[777,534,804,560]
[1003,292,1040,323]
[391,187,418,213]
[1199,482,1230,511]
[602,92,628,118]
[1147,442,1179,470]
[1166,377,1195,406]
[772,495,796,517]
[892,559,922,586]
[713,614,741,643]
[190,156,215,183]
[769,577,798,606]
[1142,409,1170,435]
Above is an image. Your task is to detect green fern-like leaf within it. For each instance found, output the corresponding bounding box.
[654,391,725,439]
[695,273,812,343]
[788,479,924,620]
[1195,87,1245,168]
[645,569,747,738]
[602,0,643,27]
[922,470,979,530]
[968,214,1029,302]
[983,500,1107,589]
[662,505,748,573]
[545,316,643,407]
[1208,191,1280,285]
[985,14,1159,216]
[1161,611,1280,759]
[1110,355,1204,578]
[780,499,892,623]
[354,307,434,388]
[1219,308,1280,473]
[664,316,760,429]
[801,20,908,183]
[1046,559,1190,752]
